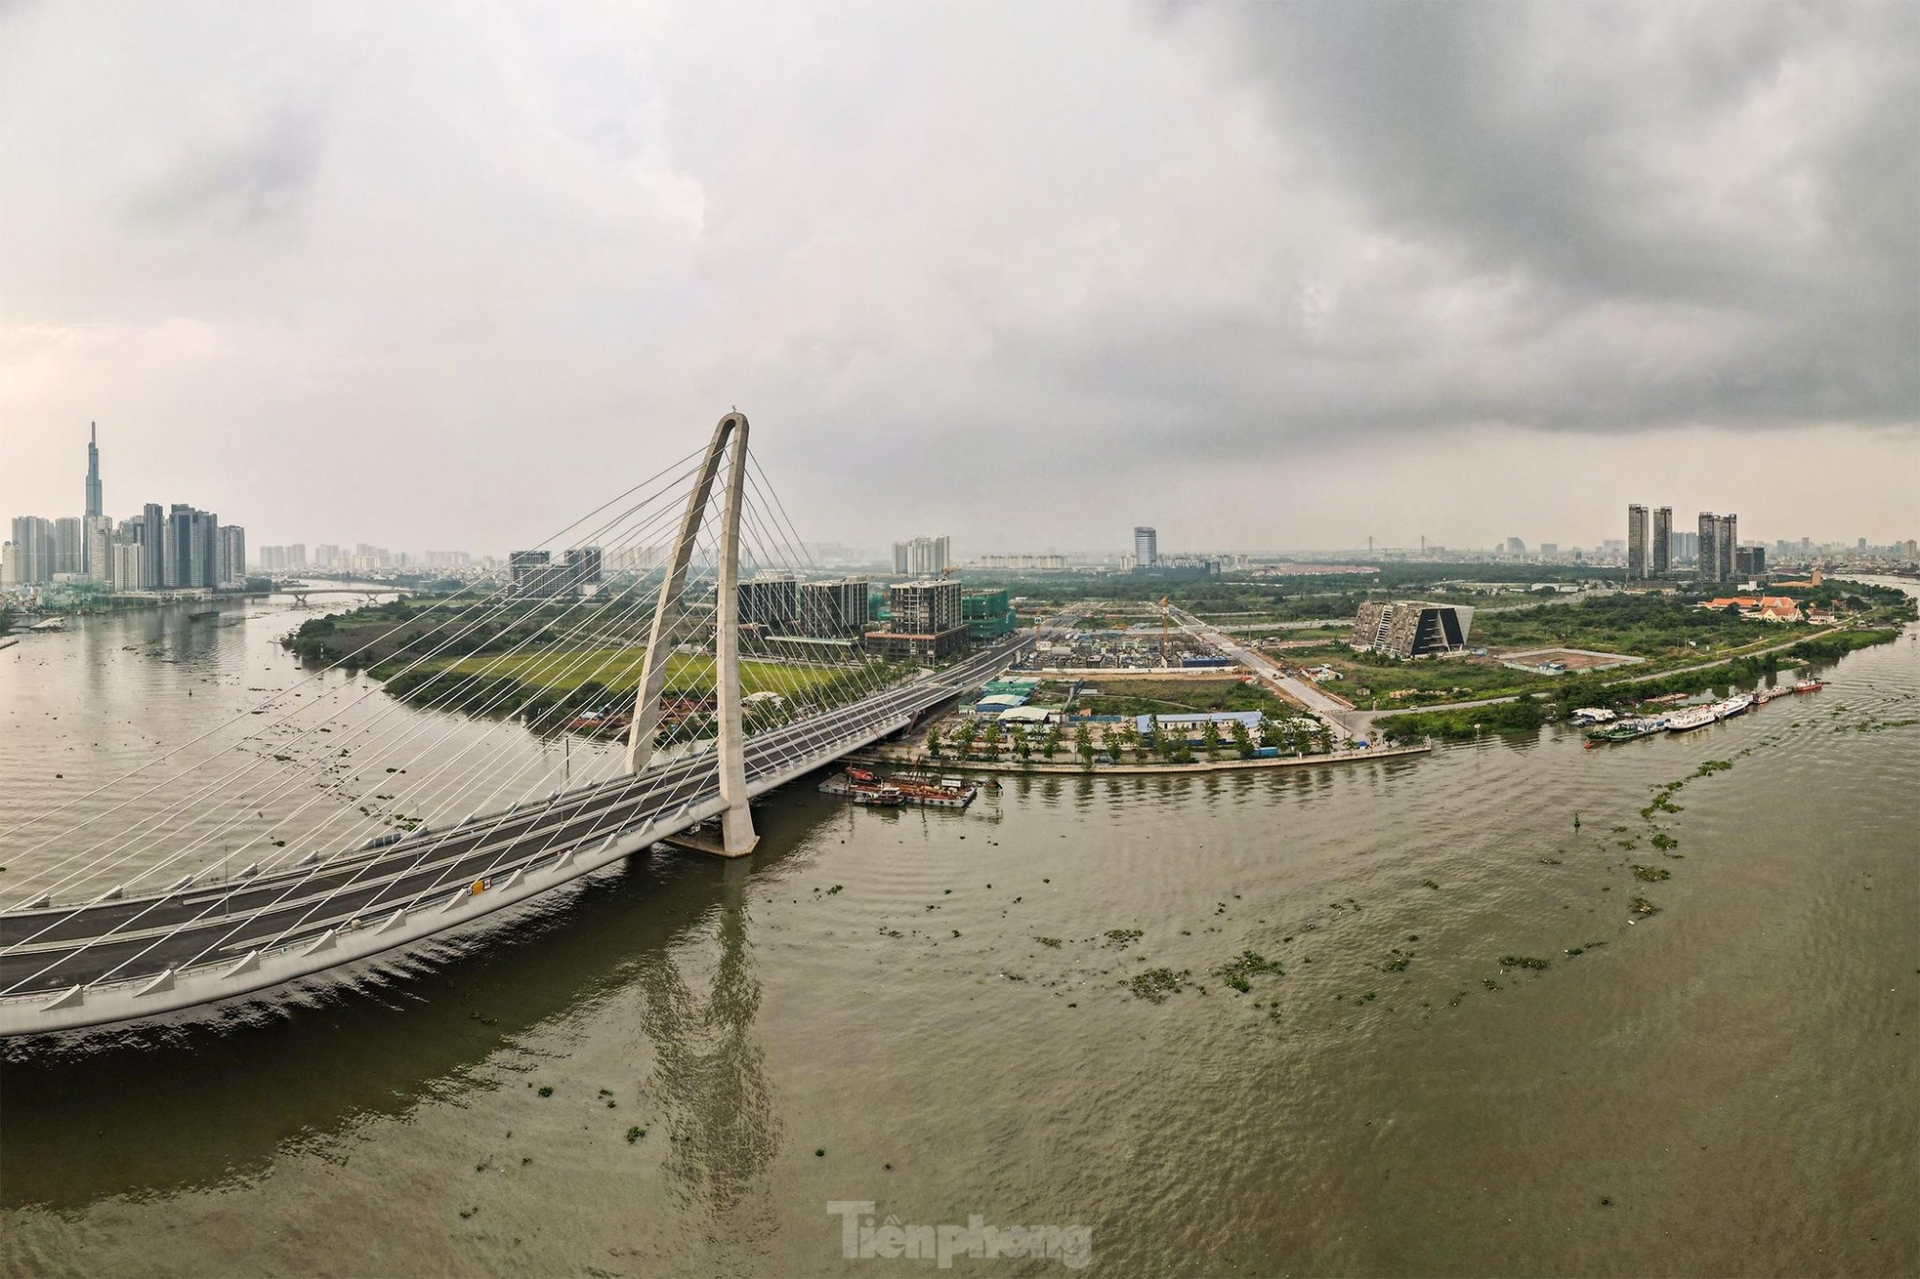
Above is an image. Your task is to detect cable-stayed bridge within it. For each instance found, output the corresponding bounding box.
[1,415,1028,1036]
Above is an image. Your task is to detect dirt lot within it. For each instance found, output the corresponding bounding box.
[1499,646,1641,671]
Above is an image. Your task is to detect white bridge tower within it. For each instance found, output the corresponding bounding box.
[623,412,757,856]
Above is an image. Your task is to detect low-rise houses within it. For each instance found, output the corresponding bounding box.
[1701,594,1808,623]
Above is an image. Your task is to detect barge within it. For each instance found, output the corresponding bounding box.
[821,766,977,809]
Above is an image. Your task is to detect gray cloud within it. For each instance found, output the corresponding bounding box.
[133,109,326,229]
[0,1,1913,554]
[1148,0,1919,430]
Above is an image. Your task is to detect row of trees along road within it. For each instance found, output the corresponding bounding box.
[923,713,1333,766]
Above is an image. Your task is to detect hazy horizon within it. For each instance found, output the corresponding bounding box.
[3,2,1915,555]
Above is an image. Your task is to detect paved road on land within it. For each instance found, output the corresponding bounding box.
[1184,618,1352,634]
[1169,608,1354,741]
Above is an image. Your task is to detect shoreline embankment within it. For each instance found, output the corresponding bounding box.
[849,741,1431,777]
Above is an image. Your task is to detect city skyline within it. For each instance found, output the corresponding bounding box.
[1,3,1913,553]
[2,421,1911,568]
[3,425,245,592]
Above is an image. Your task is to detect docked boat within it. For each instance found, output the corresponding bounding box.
[822,766,974,808]
[1794,678,1823,693]
[1712,693,1754,720]
[887,771,979,808]
[1665,705,1719,733]
[1571,707,1618,726]
[1586,716,1666,743]
[820,773,904,805]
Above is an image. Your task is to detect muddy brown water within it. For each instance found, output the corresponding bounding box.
[2,587,1915,1275]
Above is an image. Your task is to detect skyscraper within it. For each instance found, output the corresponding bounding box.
[1627,505,1648,578]
[53,516,83,576]
[164,504,221,588]
[1717,514,1737,582]
[1697,512,1720,584]
[9,516,54,584]
[142,503,165,589]
[891,535,952,576]
[110,541,145,591]
[167,505,192,588]
[220,526,247,587]
[1134,526,1158,568]
[84,422,103,519]
[1652,507,1672,577]
[199,512,221,587]
[85,515,113,583]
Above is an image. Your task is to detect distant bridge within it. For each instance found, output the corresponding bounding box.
[1,414,1023,1035]
[278,585,413,609]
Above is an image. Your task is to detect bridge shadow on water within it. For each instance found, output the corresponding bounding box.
[0,793,830,1214]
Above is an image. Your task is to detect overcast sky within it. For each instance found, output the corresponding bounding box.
[2,1,1915,557]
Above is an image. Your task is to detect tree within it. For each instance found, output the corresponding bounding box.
[955,719,979,759]
[1011,724,1032,763]
[1229,719,1254,759]
[1201,718,1223,760]
[981,718,1003,761]
[925,725,943,760]
[0,604,13,635]
[1074,723,1095,768]
[1273,717,1299,754]
[1042,724,1062,761]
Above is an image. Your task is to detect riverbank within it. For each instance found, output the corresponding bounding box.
[850,740,1430,775]
[1287,584,1918,715]
[1370,624,1902,740]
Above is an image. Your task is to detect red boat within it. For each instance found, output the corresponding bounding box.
[1794,679,1823,694]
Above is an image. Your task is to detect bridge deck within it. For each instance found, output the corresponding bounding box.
[0,638,1026,1027]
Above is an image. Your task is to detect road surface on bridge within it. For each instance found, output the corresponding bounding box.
[0,636,1029,1021]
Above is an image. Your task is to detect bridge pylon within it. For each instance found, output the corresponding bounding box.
[623,412,758,856]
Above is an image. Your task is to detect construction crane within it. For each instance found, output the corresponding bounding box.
[1160,596,1171,666]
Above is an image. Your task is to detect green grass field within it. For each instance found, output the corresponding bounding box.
[440,648,845,697]
[1077,678,1306,720]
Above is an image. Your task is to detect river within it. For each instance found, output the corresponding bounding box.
[1,586,1915,1275]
